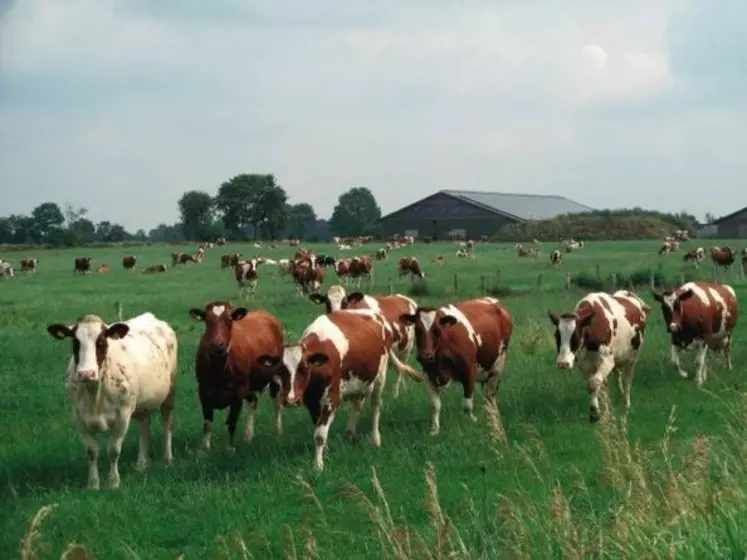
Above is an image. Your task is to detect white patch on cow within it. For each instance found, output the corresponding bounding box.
[305,315,350,362]
[555,317,578,368]
[340,374,372,400]
[362,294,380,311]
[281,345,304,402]
[705,285,730,338]
[75,321,106,378]
[212,305,225,317]
[440,304,482,347]
[326,285,347,311]
[678,282,710,306]
[419,309,437,332]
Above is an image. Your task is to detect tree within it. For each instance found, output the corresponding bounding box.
[287,203,317,239]
[63,203,88,229]
[0,218,12,243]
[214,173,286,240]
[69,218,96,244]
[178,190,214,241]
[253,183,289,239]
[704,212,717,224]
[31,202,65,242]
[329,187,382,237]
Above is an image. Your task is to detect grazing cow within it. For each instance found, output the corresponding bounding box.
[74,257,92,275]
[684,247,706,267]
[173,252,201,265]
[20,257,38,273]
[376,248,387,261]
[315,255,336,268]
[216,237,227,246]
[334,258,351,284]
[652,281,738,386]
[292,260,324,296]
[256,308,423,470]
[711,246,736,270]
[221,253,242,269]
[466,239,475,252]
[143,264,168,274]
[659,240,680,255]
[432,255,446,265]
[235,258,263,298]
[338,244,353,250]
[46,312,178,490]
[189,302,285,450]
[97,264,111,273]
[398,257,425,281]
[456,249,474,259]
[550,250,563,265]
[549,291,649,422]
[516,244,538,258]
[310,286,419,397]
[122,256,137,270]
[349,256,373,288]
[277,259,293,277]
[0,261,14,278]
[399,297,514,435]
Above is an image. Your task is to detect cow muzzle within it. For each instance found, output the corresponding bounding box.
[284,396,301,408]
[418,351,435,366]
[78,370,98,382]
[669,323,680,333]
[556,360,572,370]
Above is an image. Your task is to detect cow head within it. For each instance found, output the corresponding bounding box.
[256,344,329,407]
[651,288,693,333]
[189,301,248,357]
[399,307,447,368]
[309,285,347,313]
[47,315,129,382]
[548,308,595,369]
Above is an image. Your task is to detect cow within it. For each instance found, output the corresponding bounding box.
[143,264,168,274]
[235,258,264,298]
[349,256,373,288]
[122,256,137,270]
[651,281,738,386]
[316,255,336,268]
[550,250,563,265]
[0,261,14,278]
[548,291,650,422]
[456,249,474,259]
[310,286,418,397]
[221,253,242,269]
[399,297,514,435]
[398,257,425,281]
[375,248,387,261]
[97,264,111,273]
[292,259,324,296]
[659,240,679,255]
[743,249,747,276]
[432,255,446,265]
[46,312,178,490]
[335,258,351,284]
[516,244,538,258]
[74,257,92,275]
[684,247,706,267]
[189,302,285,451]
[256,308,423,470]
[466,239,475,253]
[711,247,736,270]
[20,257,38,273]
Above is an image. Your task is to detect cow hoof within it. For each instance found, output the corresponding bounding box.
[135,461,148,472]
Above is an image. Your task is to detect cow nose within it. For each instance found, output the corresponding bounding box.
[284,396,301,408]
[210,341,228,354]
[557,361,571,370]
[669,323,679,332]
[419,351,435,364]
[78,370,97,381]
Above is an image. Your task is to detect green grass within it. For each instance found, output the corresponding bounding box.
[2,239,747,559]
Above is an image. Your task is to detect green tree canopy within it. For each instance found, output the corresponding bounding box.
[287,203,318,239]
[178,190,215,241]
[329,187,381,236]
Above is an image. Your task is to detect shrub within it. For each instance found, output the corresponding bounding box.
[408,281,430,297]
[573,272,605,292]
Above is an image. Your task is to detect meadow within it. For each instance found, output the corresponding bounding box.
[2,239,747,559]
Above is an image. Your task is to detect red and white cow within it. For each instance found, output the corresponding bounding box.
[652,281,738,386]
[46,312,178,489]
[257,309,423,470]
[20,257,38,273]
[400,297,514,435]
[683,247,705,267]
[234,258,265,298]
[711,246,736,270]
[398,257,425,281]
[310,285,418,397]
[549,250,562,265]
[548,290,650,422]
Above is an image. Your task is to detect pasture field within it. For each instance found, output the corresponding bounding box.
[2,239,747,559]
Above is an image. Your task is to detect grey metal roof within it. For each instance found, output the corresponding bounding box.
[441,190,594,221]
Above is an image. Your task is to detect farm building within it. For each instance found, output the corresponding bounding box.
[378,189,593,240]
[706,206,747,238]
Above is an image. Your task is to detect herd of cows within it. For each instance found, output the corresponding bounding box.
[25,239,738,491]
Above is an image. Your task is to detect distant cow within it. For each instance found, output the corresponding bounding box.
[189,302,285,450]
[0,261,14,278]
[74,257,92,275]
[20,257,38,273]
[46,312,178,490]
[516,244,538,258]
[315,255,336,268]
[432,255,446,265]
[235,258,263,298]
[549,291,649,422]
[711,246,736,270]
[256,308,422,470]
[122,255,137,270]
[97,264,111,273]
[221,253,242,269]
[652,281,738,386]
[400,297,514,435]
[375,248,387,261]
[549,250,562,265]
[143,264,168,274]
[659,240,679,255]
[684,247,706,267]
[743,249,747,275]
[398,257,425,281]
[173,252,201,265]
[349,256,373,288]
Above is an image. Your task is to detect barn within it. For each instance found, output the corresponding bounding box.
[707,206,747,238]
[378,190,593,240]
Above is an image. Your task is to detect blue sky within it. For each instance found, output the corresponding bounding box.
[1,0,745,231]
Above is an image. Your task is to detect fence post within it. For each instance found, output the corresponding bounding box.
[679,272,685,286]
[496,269,502,287]
[453,273,458,294]
[595,264,601,279]
[536,273,543,290]
[388,277,393,295]
[649,271,655,291]
[114,301,123,322]
[657,262,663,272]
[710,268,717,282]
[564,272,571,292]
[611,273,617,290]
[481,275,486,297]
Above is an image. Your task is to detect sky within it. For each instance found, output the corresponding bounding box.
[1,0,745,231]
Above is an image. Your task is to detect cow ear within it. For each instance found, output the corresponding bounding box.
[575,309,595,327]
[257,354,281,369]
[189,308,206,321]
[346,292,365,303]
[106,323,129,340]
[548,311,559,326]
[231,307,249,321]
[47,324,73,340]
[651,290,664,302]
[678,289,695,301]
[399,313,417,325]
[308,294,328,305]
[439,315,458,328]
[307,352,329,367]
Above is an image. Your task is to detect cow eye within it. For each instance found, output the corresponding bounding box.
[96,338,106,347]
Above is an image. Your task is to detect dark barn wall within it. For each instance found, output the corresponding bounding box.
[379,193,517,239]
[717,208,747,238]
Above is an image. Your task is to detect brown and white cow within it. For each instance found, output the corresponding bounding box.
[348,256,373,288]
[310,285,418,397]
[400,297,514,435]
[97,264,111,273]
[20,257,38,273]
[375,248,387,261]
[711,246,736,270]
[659,240,680,255]
[549,291,650,422]
[549,250,562,265]
[398,257,425,281]
[683,247,706,267]
[432,255,446,265]
[189,302,285,450]
[221,253,242,269]
[143,264,168,274]
[256,308,423,470]
[292,258,324,296]
[46,312,178,489]
[652,281,738,386]
[74,257,92,275]
[122,255,137,270]
[516,244,538,258]
[234,258,265,298]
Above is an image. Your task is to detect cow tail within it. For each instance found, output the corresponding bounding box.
[388,349,423,382]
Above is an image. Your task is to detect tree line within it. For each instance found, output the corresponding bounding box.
[0,173,383,246]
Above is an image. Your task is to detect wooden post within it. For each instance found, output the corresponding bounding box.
[536,273,543,290]
[595,264,601,279]
[679,272,685,286]
[649,271,655,290]
[453,273,458,294]
[564,272,571,292]
[388,277,393,295]
[611,273,617,290]
[114,302,123,322]
[657,262,663,272]
[481,275,486,296]
[496,269,502,287]
[711,268,717,282]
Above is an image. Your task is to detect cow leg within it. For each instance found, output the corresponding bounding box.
[135,413,151,472]
[620,358,638,414]
[107,413,133,489]
[462,371,478,422]
[670,345,689,379]
[201,402,215,451]
[314,406,337,471]
[484,353,508,408]
[425,380,443,436]
[694,343,709,387]
[270,382,283,435]
[226,398,243,451]
[587,359,615,423]
[244,394,258,443]
[345,397,365,440]
[724,333,734,371]
[160,400,174,465]
[80,430,100,490]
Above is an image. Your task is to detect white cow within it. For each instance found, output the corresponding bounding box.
[548,291,649,422]
[0,261,13,278]
[46,312,178,490]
